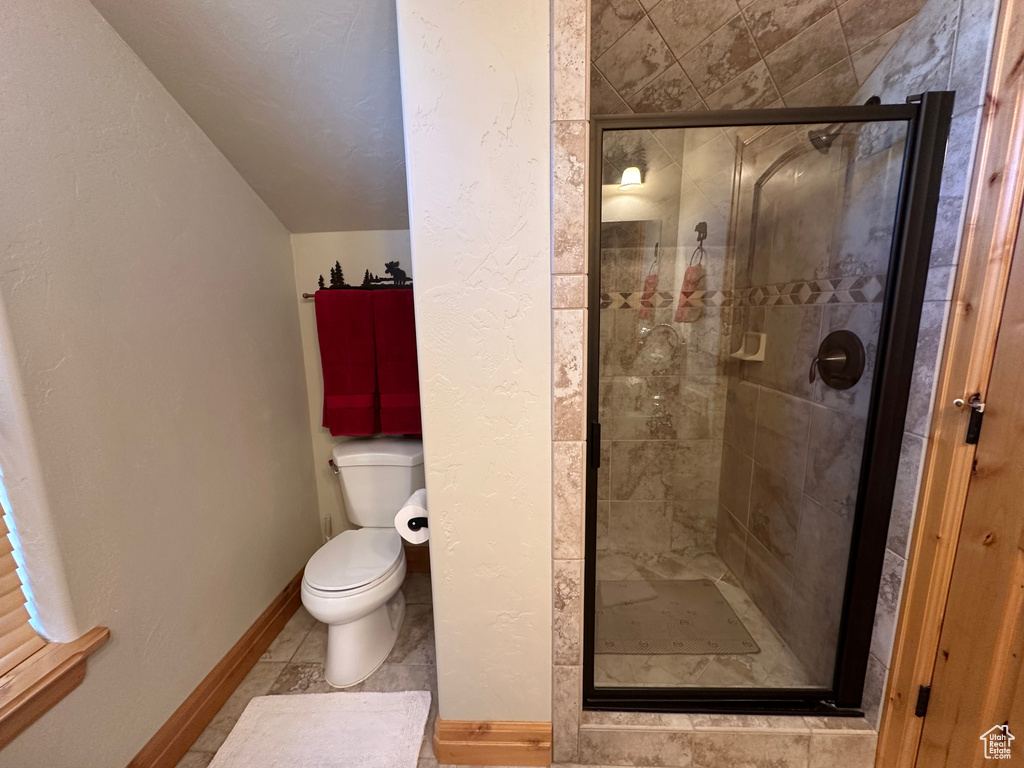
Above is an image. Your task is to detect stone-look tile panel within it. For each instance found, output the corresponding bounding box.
[594,16,675,98]
[554,274,588,309]
[752,388,811,489]
[593,65,629,114]
[764,11,848,94]
[591,0,646,60]
[837,0,929,52]
[581,711,694,729]
[719,442,752,521]
[610,440,721,500]
[949,0,998,116]
[743,0,833,57]
[554,440,585,559]
[554,309,587,440]
[649,0,739,59]
[554,558,583,665]
[803,405,866,519]
[869,548,906,664]
[850,23,906,84]
[579,727,694,767]
[792,495,852,617]
[904,301,947,438]
[705,61,782,111]
[886,433,925,557]
[783,58,859,108]
[747,464,801,570]
[553,665,583,762]
[606,500,674,553]
[742,535,792,630]
[554,121,588,275]
[716,504,747,578]
[679,16,761,99]
[627,63,703,113]
[692,730,810,768]
[784,583,840,685]
[554,0,589,121]
[862,651,888,728]
[671,499,718,551]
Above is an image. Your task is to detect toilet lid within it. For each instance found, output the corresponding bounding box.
[304,528,403,592]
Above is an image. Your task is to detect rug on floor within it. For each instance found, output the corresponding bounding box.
[596,578,760,655]
[208,690,431,768]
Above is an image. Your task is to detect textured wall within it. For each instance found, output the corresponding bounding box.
[395,0,553,722]
[290,230,413,538]
[89,0,409,234]
[0,1,321,765]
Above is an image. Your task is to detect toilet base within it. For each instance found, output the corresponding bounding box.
[325,590,406,688]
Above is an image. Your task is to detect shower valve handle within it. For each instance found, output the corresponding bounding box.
[808,330,866,390]
[809,350,848,383]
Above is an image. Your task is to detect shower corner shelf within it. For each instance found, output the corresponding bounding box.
[729,332,766,362]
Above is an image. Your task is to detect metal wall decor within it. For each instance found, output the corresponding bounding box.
[302,260,414,300]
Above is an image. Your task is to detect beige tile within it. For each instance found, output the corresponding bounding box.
[949,0,998,116]
[837,0,928,52]
[554,309,587,440]
[403,573,433,605]
[554,0,589,121]
[579,727,693,767]
[742,535,792,630]
[753,388,811,489]
[554,274,588,309]
[581,710,694,729]
[764,11,847,94]
[803,716,874,733]
[355,662,436,693]
[670,498,718,551]
[869,549,905,664]
[930,196,964,268]
[649,0,741,59]
[594,17,675,98]
[554,558,584,665]
[705,61,781,116]
[861,652,888,728]
[691,714,809,732]
[886,433,924,558]
[553,121,588,275]
[291,621,328,663]
[692,731,810,768]
[175,753,215,768]
[783,583,840,686]
[743,0,834,56]
[627,63,703,113]
[554,440,586,559]
[610,439,721,501]
[193,661,286,751]
[259,607,315,662]
[386,603,436,665]
[793,495,852,618]
[809,732,877,768]
[553,665,583,762]
[606,500,673,554]
[591,0,647,59]
[268,661,335,696]
[904,301,948,437]
[724,378,758,455]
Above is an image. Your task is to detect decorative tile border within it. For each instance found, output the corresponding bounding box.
[599,275,886,310]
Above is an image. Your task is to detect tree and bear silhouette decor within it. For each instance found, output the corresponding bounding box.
[316,260,412,291]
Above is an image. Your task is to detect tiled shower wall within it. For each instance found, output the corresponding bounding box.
[550,0,998,764]
[590,0,929,115]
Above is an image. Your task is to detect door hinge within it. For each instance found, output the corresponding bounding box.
[588,422,602,469]
[953,394,985,444]
[915,685,931,717]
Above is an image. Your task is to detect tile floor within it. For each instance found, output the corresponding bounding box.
[595,549,813,689]
[174,572,440,768]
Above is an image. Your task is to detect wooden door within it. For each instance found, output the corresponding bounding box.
[915,213,1024,765]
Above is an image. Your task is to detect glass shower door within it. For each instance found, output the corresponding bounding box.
[584,94,953,713]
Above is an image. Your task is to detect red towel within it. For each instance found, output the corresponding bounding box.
[372,289,422,435]
[637,272,658,319]
[315,290,380,436]
[675,263,706,324]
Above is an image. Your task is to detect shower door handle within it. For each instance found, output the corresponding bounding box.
[809,330,866,390]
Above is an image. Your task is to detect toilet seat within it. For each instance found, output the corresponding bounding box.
[303,528,403,595]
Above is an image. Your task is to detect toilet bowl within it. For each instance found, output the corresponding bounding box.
[300,436,425,688]
[301,527,407,687]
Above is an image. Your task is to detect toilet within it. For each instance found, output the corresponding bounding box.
[300,436,425,688]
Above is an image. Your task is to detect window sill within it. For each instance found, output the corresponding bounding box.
[0,626,109,749]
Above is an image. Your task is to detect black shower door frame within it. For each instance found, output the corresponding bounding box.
[582,92,955,715]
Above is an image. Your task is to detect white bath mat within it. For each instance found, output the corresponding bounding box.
[209,690,431,768]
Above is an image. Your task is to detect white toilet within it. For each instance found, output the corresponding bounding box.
[300,437,425,688]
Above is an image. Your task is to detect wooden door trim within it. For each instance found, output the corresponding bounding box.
[877,0,1024,763]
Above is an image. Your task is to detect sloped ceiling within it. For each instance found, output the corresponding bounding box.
[90,0,408,233]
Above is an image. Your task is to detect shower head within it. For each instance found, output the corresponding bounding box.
[808,123,844,154]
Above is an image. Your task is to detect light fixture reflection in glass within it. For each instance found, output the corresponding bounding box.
[619,166,643,190]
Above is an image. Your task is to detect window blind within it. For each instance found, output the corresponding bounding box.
[0,512,44,677]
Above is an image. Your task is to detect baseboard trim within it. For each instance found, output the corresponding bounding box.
[404,543,430,573]
[433,718,552,766]
[127,569,304,768]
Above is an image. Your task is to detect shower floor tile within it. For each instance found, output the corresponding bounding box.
[594,550,813,689]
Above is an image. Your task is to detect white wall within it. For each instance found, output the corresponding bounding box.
[290,230,413,537]
[396,0,553,722]
[0,1,321,766]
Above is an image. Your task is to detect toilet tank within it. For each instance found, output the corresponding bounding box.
[331,438,425,527]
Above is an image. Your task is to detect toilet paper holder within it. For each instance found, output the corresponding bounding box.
[406,517,428,532]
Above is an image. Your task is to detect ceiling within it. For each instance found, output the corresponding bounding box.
[90,0,409,233]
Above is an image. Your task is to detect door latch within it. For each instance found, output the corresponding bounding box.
[953,394,985,444]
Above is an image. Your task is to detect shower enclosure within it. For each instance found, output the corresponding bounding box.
[583,93,953,714]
